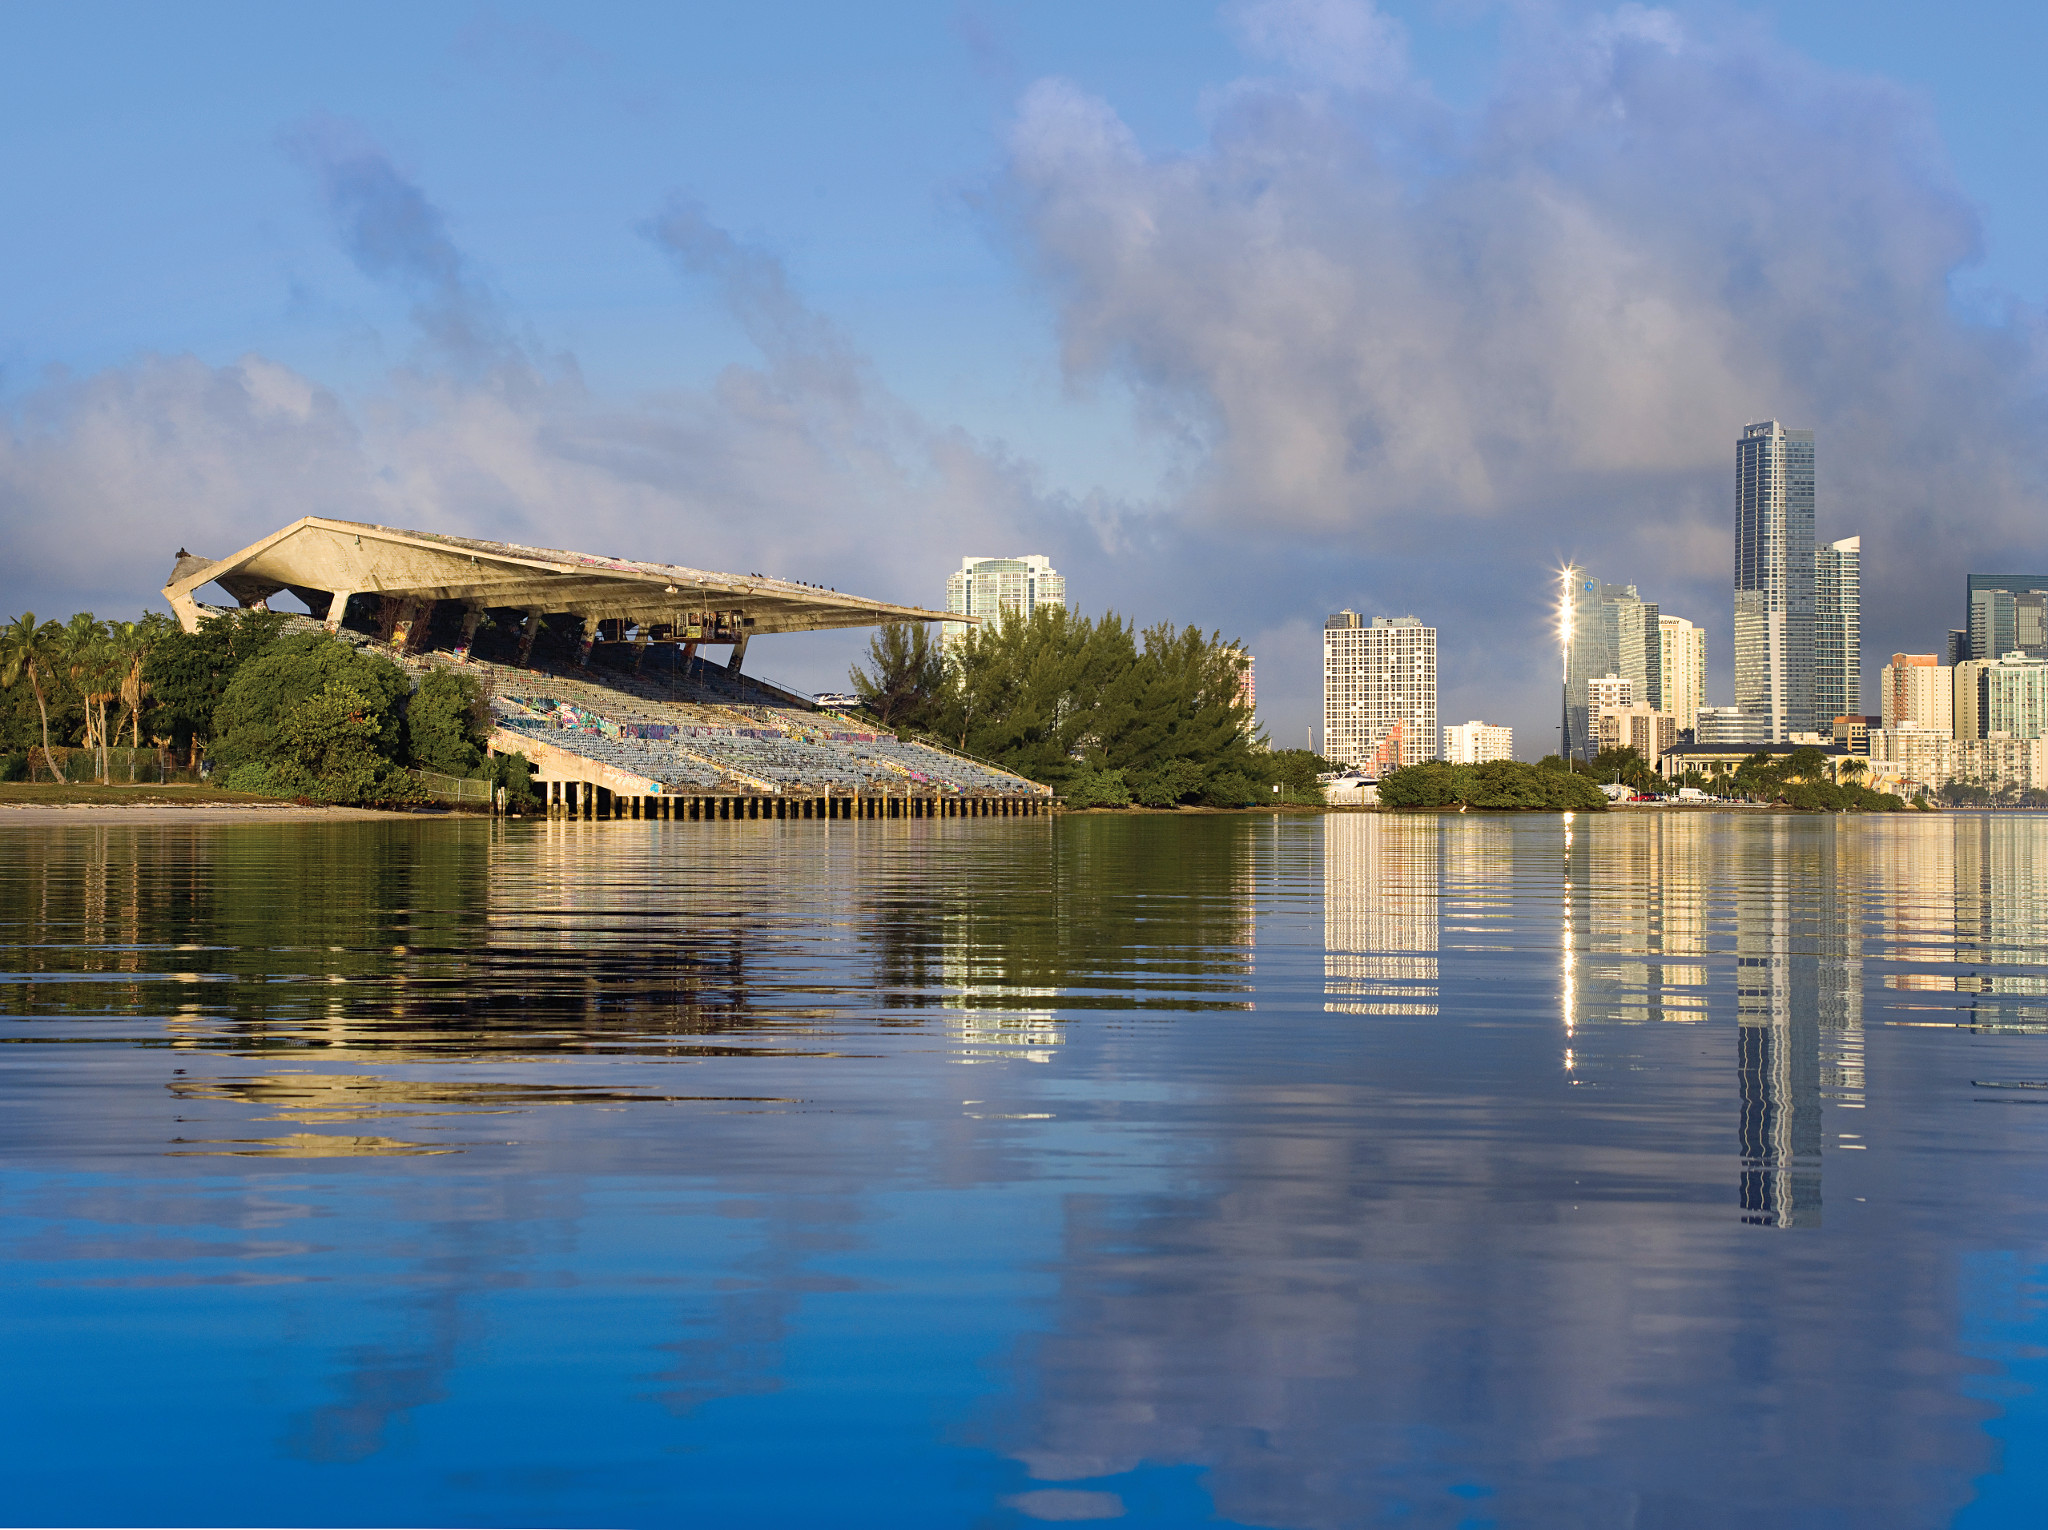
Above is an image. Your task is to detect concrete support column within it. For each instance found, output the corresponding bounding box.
[516,611,544,666]
[576,614,600,667]
[324,590,354,634]
[453,606,483,662]
[726,633,750,676]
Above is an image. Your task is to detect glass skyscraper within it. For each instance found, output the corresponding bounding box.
[1815,535,1862,727]
[1734,420,1816,740]
[1962,574,2048,662]
[1561,567,1659,761]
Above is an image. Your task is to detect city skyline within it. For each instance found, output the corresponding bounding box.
[3,4,2048,759]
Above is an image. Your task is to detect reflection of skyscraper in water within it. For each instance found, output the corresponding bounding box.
[1557,816,1711,1040]
[1736,820,1824,1228]
[1952,816,2048,1032]
[1323,815,1438,1015]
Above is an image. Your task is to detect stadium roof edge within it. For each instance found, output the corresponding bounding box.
[162,516,966,639]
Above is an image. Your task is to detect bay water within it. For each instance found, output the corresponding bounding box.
[2,810,2045,1527]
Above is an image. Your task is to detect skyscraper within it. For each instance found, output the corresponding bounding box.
[1962,574,2048,662]
[1323,611,1437,770]
[1560,567,1660,760]
[1657,615,1706,735]
[944,555,1065,650]
[1734,420,1816,740]
[1815,536,1862,728]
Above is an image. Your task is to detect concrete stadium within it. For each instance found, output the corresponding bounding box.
[164,517,1051,819]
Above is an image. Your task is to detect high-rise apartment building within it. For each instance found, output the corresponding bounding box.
[1815,536,1862,728]
[1880,653,1952,734]
[1442,720,1513,764]
[1587,674,1635,711]
[1561,567,1660,759]
[1734,420,1817,739]
[1956,652,2048,740]
[1323,612,1437,771]
[1961,575,2048,662]
[1657,616,1706,735]
[944,555,1064,650]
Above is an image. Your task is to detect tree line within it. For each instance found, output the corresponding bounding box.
[850,610,1326,807]
[2,608,532,806]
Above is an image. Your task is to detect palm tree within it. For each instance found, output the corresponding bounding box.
[106,620,160,780]
[1838,757,1868,786]
[0,613,67,782]
[61,614,117,783]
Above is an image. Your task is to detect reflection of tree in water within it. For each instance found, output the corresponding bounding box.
[0,822,848,1061]
[858,817,1256,1020]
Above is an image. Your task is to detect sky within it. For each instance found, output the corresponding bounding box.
[4,0,2047,753]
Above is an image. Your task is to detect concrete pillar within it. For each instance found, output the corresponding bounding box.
[324,589,354,634]
[726,633,750,676]
[516,611,544,666]
[453,606,483,662]
[577,614,600,667]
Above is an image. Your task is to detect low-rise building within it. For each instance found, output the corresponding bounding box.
[1441,720,1514,764]
[1661,740,1854,786]
[1595,705,1677,772]
[1871,726,2048,795]
[1696,706,1773,745]
[1831,715,1880,754]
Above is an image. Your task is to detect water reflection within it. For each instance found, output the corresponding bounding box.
[1323,812,1437,1014]
[3,813,2047,1527]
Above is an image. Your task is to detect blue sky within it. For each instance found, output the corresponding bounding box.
[4,0,2046,749]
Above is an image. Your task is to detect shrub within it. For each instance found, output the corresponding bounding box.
[220,761,288,796]
[1379,760,1607,811]
[0,754,25,782]
[488,750,539,807]
[1064,767,1132,808]
[406,668,489,777]
[1201,770,1262,807]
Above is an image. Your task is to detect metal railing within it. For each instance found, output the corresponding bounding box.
[409,769,493,805]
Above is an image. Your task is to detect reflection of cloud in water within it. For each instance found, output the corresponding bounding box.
[987,815,1992,1528]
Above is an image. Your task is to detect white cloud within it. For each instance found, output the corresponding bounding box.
[1228,0,1411,93]
[1001,5,2048,740]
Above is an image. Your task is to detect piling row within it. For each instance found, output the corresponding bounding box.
[535,782,1048,821]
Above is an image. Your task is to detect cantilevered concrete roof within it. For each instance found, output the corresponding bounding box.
[163,516,960,636]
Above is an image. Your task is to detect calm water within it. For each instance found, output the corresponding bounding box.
[2,811,2046,1528]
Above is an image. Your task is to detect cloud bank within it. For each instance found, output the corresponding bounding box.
[3,3,2045,740]
[999,0,2048,735]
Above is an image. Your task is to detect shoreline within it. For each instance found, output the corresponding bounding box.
[0,803,430,825]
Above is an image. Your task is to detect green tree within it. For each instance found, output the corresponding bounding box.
[850,622,948,730]
[271,682,390,804]
[0,614,68,781]
[406,668,490,776]
[212,632,410,773]
[1785,746,1830,783]
[144,609,291,758]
